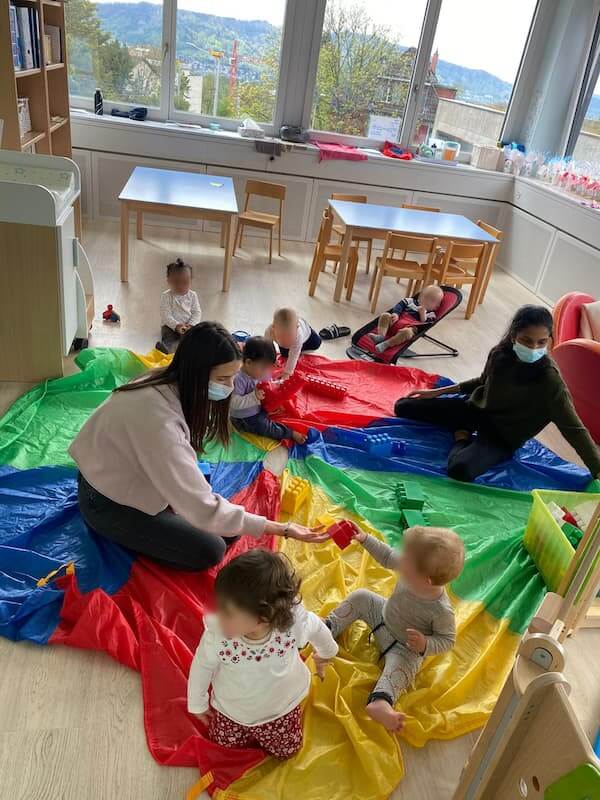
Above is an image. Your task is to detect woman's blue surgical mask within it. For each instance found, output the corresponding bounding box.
[208,381,234,401]
[513,341,547,364]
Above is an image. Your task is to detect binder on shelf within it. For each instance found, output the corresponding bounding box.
[9,5,22,70]
[28,7,40,69]
[15,5,34,70]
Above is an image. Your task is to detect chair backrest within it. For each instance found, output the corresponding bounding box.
[402,203,441,213]
[330,193,368,203]
[318,207,335,246]
[384,232,438,259]
[477,219,503,241]
[445,241,486,262]
[245,179,286,201]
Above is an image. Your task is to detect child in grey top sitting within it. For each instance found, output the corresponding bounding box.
[230,336,306,444]
[326,524,464,732]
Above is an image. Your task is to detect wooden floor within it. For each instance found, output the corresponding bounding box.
[0,220,598,800]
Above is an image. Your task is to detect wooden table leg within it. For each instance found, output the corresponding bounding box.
[136,210,143,240]
[120,201,129,282]
[333,226,353,302]
[220,223,226,248]
[222,215,234,292]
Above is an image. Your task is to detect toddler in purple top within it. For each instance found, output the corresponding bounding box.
[230,337,306,444]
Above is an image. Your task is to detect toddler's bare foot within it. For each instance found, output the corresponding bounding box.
[366,699,405,732]
[292,430,307,445]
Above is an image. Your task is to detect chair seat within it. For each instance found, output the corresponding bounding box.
[238,209,279,228]
[375,256,426,275]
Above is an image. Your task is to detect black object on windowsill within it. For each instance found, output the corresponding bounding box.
[111,107,148,122]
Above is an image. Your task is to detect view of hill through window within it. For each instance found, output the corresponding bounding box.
[66,0,600,153]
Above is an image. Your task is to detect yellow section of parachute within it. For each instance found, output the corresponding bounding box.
[223,473,520,800]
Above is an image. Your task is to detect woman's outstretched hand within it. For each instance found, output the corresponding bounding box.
[405,385,455,400]
[264,521,330,543]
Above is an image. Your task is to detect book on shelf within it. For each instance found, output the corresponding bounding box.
[29,6,40,68]
[45,24,62,63]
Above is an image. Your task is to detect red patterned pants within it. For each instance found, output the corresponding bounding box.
[208,705,303,760]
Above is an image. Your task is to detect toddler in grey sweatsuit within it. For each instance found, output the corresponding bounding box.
[326,524,465,732]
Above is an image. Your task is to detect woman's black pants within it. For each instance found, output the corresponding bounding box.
[394,396,514,482]
[77,473,237,570]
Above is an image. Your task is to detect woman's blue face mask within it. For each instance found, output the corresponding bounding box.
[208,381,234,401]
[512,341,547,364]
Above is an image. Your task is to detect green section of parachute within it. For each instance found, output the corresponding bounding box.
[0,348,265,469]
[288,455,546,634]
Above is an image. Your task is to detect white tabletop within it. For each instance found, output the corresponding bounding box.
[329,199,497,242]
[119,167,238,213]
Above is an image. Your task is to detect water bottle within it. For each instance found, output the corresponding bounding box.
[94,88,103,116]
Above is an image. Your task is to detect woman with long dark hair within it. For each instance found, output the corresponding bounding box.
[70,322,327,571]
[394,305,600,482]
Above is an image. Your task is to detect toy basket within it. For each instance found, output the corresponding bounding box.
[524,489,600,592]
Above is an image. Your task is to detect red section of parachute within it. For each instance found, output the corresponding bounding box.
[270,354,440,431]
[50,469,281,791]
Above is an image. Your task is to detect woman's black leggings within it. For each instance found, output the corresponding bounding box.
[394,396,514,482]
[77,473,236,571]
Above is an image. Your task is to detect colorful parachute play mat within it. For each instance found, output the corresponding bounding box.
[1,348,597,800]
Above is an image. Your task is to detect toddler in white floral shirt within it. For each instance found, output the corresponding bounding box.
[188,549,337,759]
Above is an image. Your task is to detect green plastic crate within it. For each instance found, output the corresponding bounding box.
[523,489,600,592]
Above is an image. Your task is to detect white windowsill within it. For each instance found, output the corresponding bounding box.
[70,110,511,182]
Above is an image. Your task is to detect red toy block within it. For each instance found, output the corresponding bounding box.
[102,304,120,323]
[258,373,306,414]
[305,375,347,400]
[328,520,355,550]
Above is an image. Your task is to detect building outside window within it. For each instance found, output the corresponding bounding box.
[572,72,600,162]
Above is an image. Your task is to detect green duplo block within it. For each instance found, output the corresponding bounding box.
[401,509,428,529]
[545,763,600,800]
[395,480,425,510]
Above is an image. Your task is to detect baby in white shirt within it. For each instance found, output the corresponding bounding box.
[156,258,202,354]
[188,549,337,759]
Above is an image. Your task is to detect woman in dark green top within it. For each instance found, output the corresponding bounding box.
[394,305,600,482]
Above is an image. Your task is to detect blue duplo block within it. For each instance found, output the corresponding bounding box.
[366,433,394,457]
[391,441,406,456]
[336,429,368,448]
[198,461,212,483]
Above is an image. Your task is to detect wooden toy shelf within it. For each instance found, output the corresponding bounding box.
[0,0,80,233]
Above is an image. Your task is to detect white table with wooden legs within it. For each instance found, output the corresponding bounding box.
[329,200,498,315]
[119,167,239,291]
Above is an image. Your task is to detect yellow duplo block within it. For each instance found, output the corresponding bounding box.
[281,476,310,515]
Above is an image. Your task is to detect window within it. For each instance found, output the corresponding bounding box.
[411,0,537,159]
[310,0,429,138]
[66,0,165,108]
[173,1,287,122]
[572,72,600,162]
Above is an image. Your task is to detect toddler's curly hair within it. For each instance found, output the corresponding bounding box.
[215,549,301,631]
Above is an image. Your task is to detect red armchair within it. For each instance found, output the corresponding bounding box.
[552,292,600,443]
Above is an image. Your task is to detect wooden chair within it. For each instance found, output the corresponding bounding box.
[369,232,438,314]
[330,193,376,273]
[233,179,285,264]
[429,240,487,319]
[392,203,441,278]
[309,208,359,300]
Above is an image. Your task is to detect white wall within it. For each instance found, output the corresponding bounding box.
[72,114,600,304]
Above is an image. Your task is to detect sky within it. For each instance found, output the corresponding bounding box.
[94,0,538,84]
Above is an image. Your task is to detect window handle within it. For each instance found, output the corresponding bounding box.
[162,41,169,63]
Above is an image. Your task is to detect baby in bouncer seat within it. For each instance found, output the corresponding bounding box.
[370,284,444,353]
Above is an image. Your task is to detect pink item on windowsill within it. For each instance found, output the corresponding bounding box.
[312,140,368,163]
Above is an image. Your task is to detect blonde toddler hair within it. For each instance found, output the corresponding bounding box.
[403,526,465,586]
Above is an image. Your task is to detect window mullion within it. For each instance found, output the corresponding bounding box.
[399,0,442,147]
[161,0,177,121]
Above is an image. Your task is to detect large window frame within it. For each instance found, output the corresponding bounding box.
[566,11,600,158]
[67,0,539,149]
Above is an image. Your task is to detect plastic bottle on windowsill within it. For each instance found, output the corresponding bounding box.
[94,88,103,116]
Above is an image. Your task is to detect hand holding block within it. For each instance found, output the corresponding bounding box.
[327,520,355,550]
[305,376,348,400]
[280,475,310,515]
[258,373,306,414]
